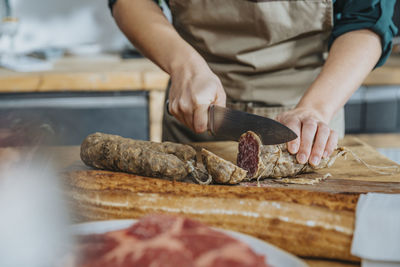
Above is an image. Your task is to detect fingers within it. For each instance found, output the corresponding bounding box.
[178,98,194,130]
[323,130,338,158]
[193,104,209,133]
[285,118,301,155]
[169,92,215,133]
[192,87,225,133]
[214,87,227,107]
[170,95,210,133]
[275,114,301,154]
[169,75,226,133]
[277,108,339,166]
[298,121,338,166]
[169,98,185,126]
[309,123,330,166]
[296,118,318,164]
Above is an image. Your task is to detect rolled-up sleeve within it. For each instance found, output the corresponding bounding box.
[331,0,398,67]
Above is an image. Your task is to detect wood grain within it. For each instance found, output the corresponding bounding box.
[1,55,400,93]
[42,135,400,263]
[363,55,400,85]
[0,55,169,92]
[54,136,400,193]
[195,137,400,192]
[149,90,166,142]
[65,169,359,261]
[353,134,400,148]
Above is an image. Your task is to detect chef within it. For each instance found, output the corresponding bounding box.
[109,0,397,166]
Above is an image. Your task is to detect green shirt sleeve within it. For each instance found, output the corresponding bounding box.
[331,0,398,67]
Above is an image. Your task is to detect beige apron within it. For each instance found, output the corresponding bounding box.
[163,0,344,143]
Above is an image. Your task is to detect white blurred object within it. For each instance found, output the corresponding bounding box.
[351,193,400,267]
[377,148,400,164]
[0,15,53,72]
[0,16,19,61]
[2,0,131,54]
[67,43,102,56]
[0,157,71,267]
[0,55,53,72]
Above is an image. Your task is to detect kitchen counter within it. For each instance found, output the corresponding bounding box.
[0,54,169,92]
[363,54,400,85]
[2,54,400,91]
[4,134,400,267]
[1,54,400,92]
[52,134,400,267]
[0,54,169,142]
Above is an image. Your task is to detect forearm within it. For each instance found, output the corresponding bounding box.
[113,0,225,133]
[112,0,207,75]
[297,29,382,122]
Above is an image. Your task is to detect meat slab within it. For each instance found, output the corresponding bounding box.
[73,214,269,267]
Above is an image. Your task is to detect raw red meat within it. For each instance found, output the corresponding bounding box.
[73,214,269,267]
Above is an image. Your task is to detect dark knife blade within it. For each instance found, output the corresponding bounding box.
[208,105,297,145]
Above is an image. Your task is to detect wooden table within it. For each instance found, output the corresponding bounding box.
[0,54,169,142]
[354,133,400,148]
[33,134,399,267]
[1,54,400,142]
[45,147,361,267]
[363,55,400,86]
[2,134,399,266]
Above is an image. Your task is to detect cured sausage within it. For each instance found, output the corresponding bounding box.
[201,149,248,184]
[237,131,345,179]
[80,133,197,180]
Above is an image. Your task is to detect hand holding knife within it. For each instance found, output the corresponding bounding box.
[166,100,297,145]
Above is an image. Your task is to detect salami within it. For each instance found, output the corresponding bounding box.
[201,149,248,184]
[237,131,345,179]
[72,214,270,267]
[80,133,197,180]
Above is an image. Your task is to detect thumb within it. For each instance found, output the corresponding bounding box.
[193,104,209,133]
[214,88,226,107]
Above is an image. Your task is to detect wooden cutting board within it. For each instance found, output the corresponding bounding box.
[4,136,398,266]
[194,136,400,194]
[58,135,399,264]
[59,136,400,194]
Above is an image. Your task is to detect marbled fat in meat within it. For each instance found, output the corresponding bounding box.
[73,214,269,267]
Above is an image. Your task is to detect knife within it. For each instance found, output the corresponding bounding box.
[208,105,297,145]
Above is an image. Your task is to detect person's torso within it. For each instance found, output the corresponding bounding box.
[169,0,333,106]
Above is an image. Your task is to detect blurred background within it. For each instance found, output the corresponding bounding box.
[0,1,399,266]
[0,0,399,146]
[0,0,129,54]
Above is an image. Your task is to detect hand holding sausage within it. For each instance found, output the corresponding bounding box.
[276,107,338,167]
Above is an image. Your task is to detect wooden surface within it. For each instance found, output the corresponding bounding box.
[148,90,165,142]
[363,55,400,86]
[8,135,399,267]
[194,136,400,193]
[1,54,400,93]
[53,135,400,193]
[0,54,169,92]
[57,135,397,266]
[353,134,400,148]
